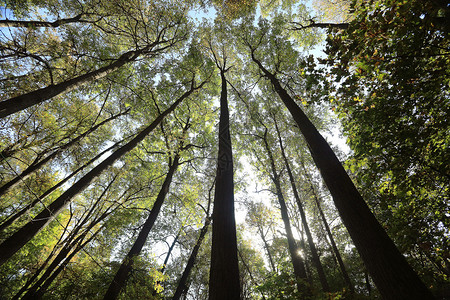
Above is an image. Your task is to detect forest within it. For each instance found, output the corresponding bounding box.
[0,0,448,299]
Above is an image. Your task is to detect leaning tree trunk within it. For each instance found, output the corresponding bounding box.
[250,52,434,300]
[208,68,241,300]
[0,109,127,197]
[103,154,180,300]
[273,117,330,292]
[172,219,210,300]
[0,82,203,266]
[0,41,165,118]
[260,128,308,295]
[0,13,89,28]
[26,226,103,299]
[0,141,120,232]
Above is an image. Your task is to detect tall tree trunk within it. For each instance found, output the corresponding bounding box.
[0,41,164,118]
[0,110,127,197]
[0,82,202,266]
[273,117,330,292]
[208,68,241,300]
[260,128,308,295]
[172,219,210,300]
[0,141,120,232]
[250,52,434,299]
[103,154,180,300]
[0,13,88,28]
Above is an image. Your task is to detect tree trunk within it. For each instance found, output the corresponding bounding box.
[103,154,180,300]
[259,227,276,273]
[250,53,434,299]
[260,128,308,294]
[172,219,210,300]
[0,110,127,197]
[273,117,330,292]
[0,141,120,232]
[0,83,202,266]
[301,162,354,293]
[0,13,88,28]
[208,69,241,300]
[25,226,103,299]
[0,42,163,118]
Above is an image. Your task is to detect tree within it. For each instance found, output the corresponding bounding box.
[208,59,241,300]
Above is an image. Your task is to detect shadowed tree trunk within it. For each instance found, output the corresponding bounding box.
[273,116,330,293]
[260,127,308,295]
[250,51,434,300]
[173,218,210,300]
[0,81,204,266]
[0,13,91,28]
[0,109,127,197]
[208,67,241,300]
[103,153,181,300]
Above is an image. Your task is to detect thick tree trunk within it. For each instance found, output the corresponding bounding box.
[103,155,180,300]
[251,53,434,299]
[0,110,126,197]
[0,84,201,266]
[172,219,210,300]
[0,13,88,28]
[260,128,308,294]
[273,118,330,293]
[208,69,241,300]
[0,43,162,118]
[0,141,120,232]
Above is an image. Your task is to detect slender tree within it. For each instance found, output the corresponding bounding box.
[299,159,354,293]
[273,114,330,293]
[259,126,308,294]
[173,218,211,300]
[103,152,181,299]
[0,141,122,232]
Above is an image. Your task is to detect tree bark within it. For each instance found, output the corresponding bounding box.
[172,219,210,300]
[250,52,435,299]
[208,69,241,300]
[103,154,180,300]
[0,13,89,28]
[0,82,202,266]
[0,110,127,197]
[260,127,308,295]
[273,117,330,293]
